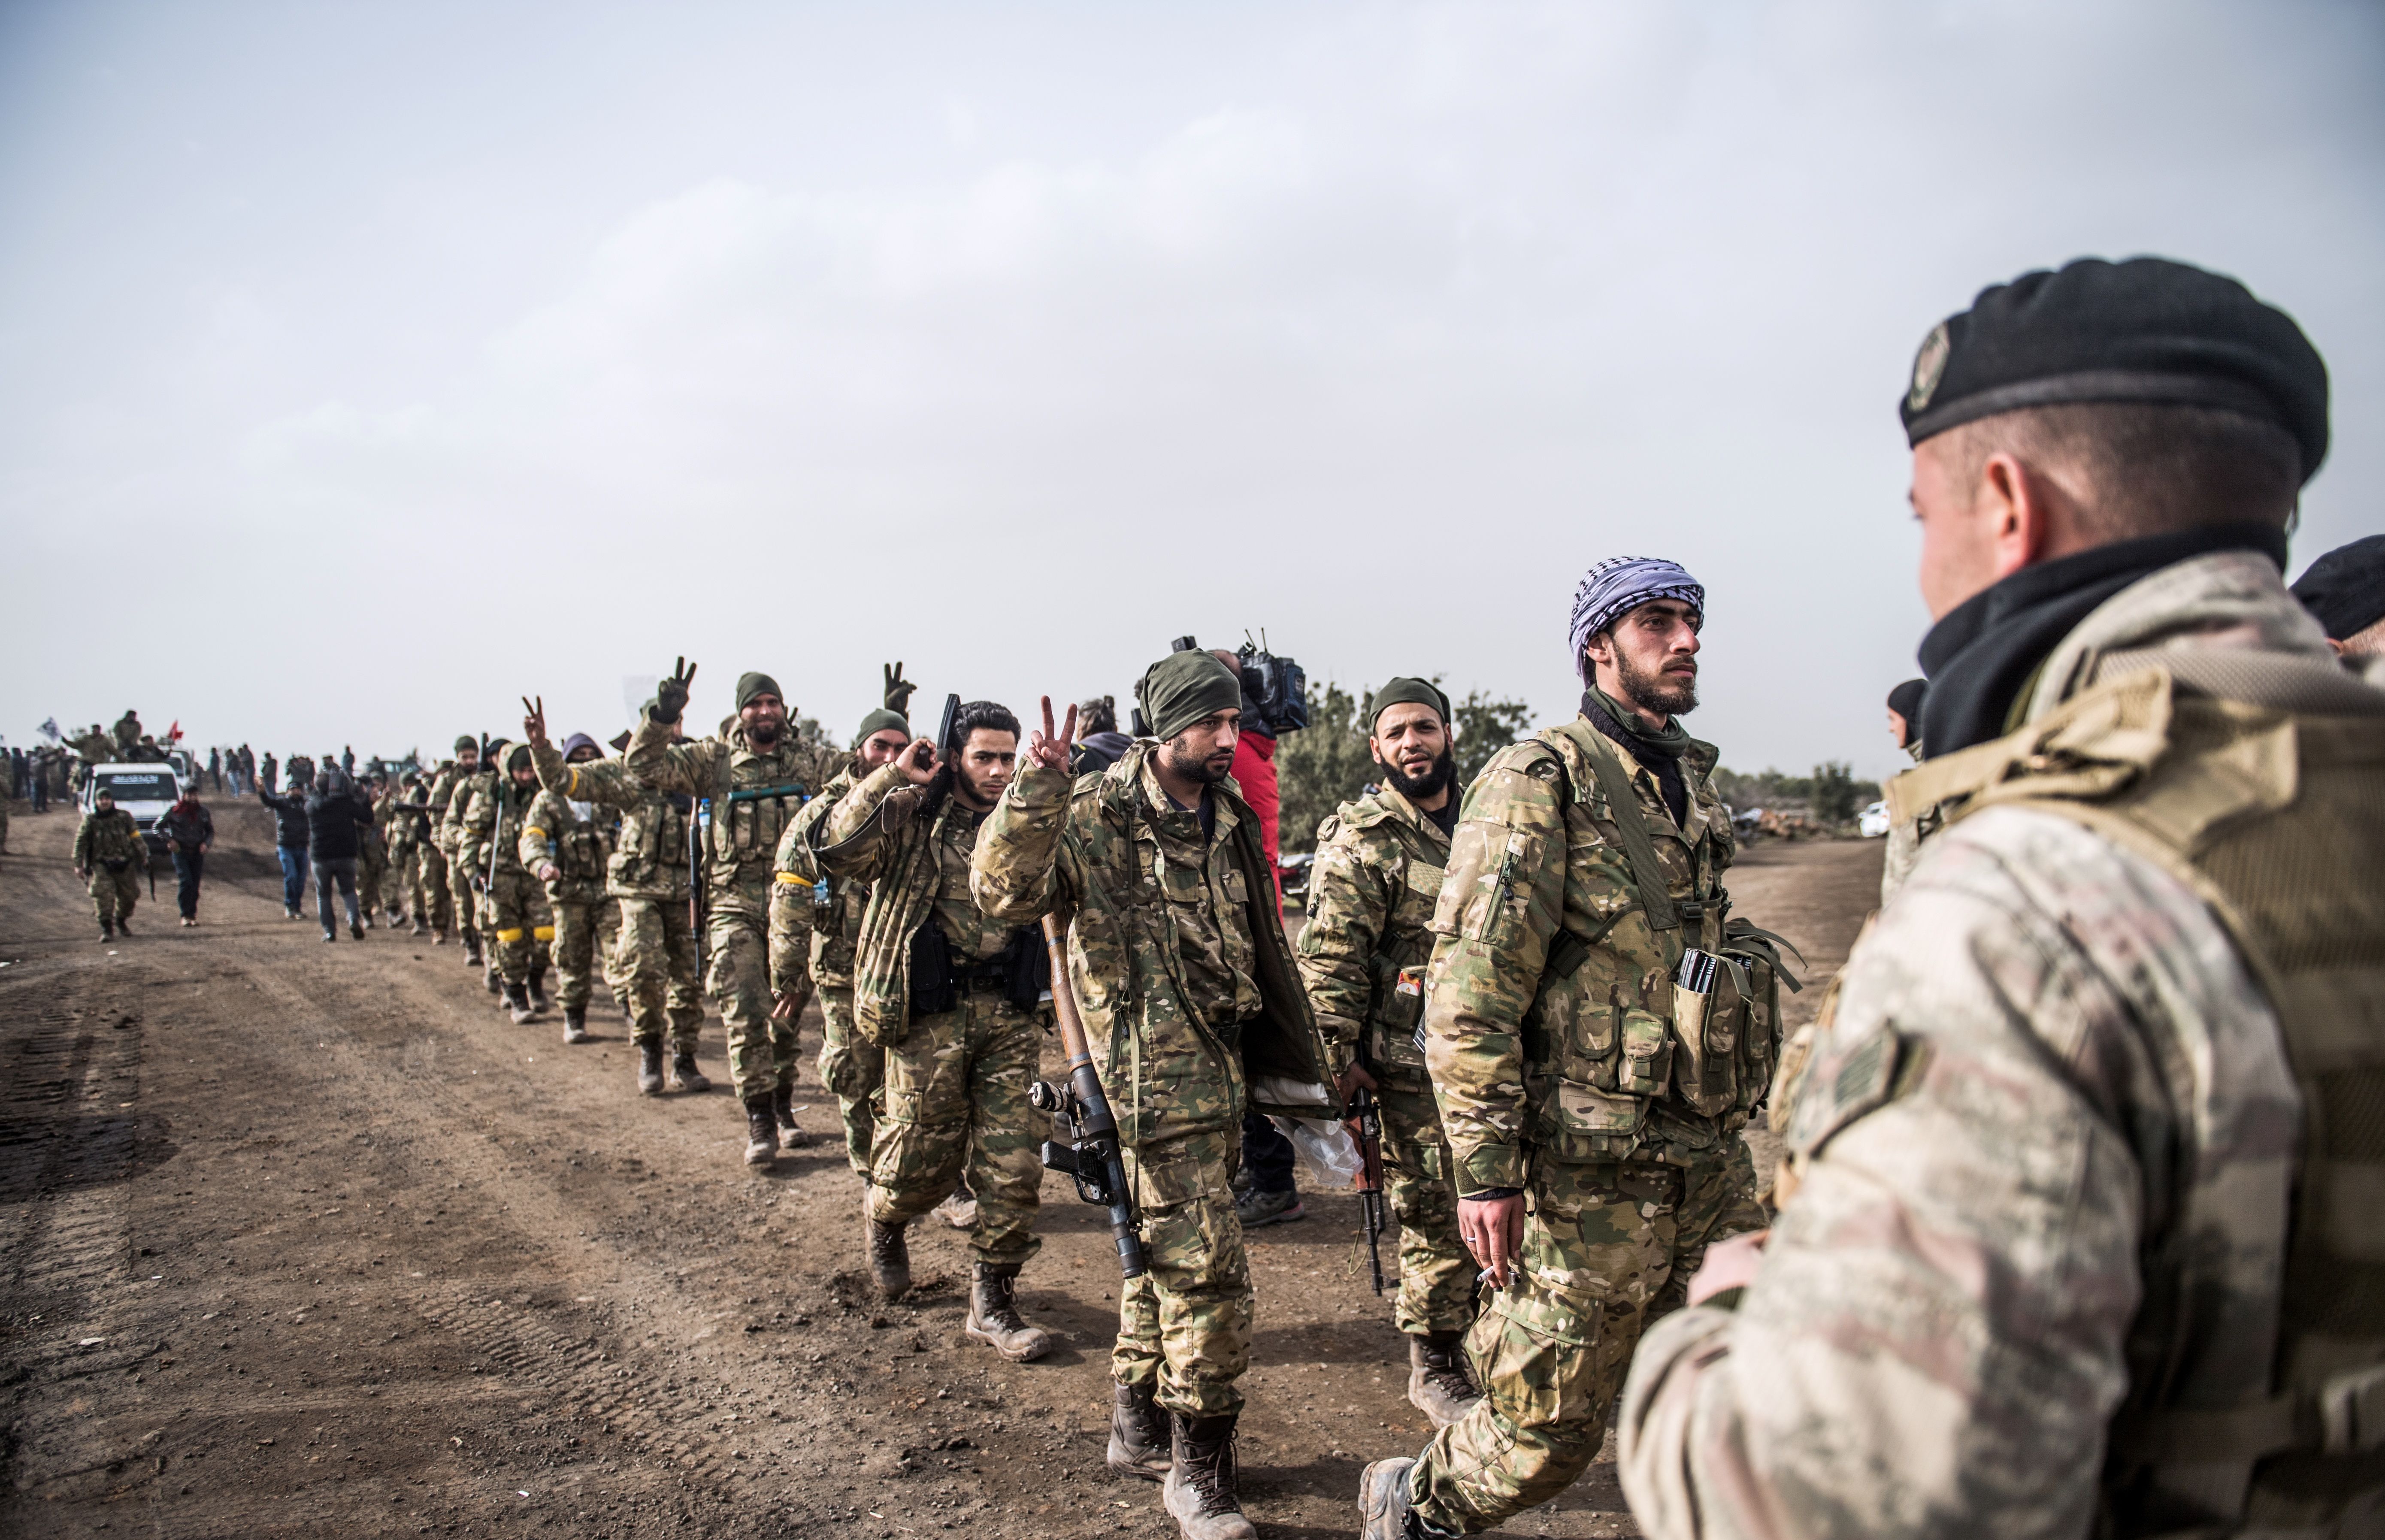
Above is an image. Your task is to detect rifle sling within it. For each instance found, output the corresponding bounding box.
[1578,726,1680,932]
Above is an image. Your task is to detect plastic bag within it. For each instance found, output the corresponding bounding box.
[1268,1115,1361,1186]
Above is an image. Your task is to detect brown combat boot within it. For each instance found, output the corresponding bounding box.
[742,1097,778,1166]
[1358,1456,1423,1540]
[1106,1380,1171,1480]
[771,1084,811,1149]
[1406,1331,1481,1427]
[964,1263,1052,1361]
[866,1212,911,1299]
[1163,1411,1256,1540]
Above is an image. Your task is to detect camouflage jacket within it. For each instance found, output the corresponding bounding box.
[457,777,535,884]
[626,721,838,917]
[529,738,688,902]
[520,786,617,905]
[1423,715,1741,1195]
[772,760,867,990]
[381,793,433,858]
[428,765,488,853]
[1616,552,2379,1540]
[971,742,1338,1147]
[1296,782,1452,1083]
[74,808,146,868]
[816,765,1027,1039]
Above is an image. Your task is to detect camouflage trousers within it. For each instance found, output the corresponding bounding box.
[447,840,480,943]
[1380,1069,1474,1337]
[87,864,140,924]
[482,870,554,986]
[865,989,1043,1268]
[415,842,453,931]
[1406,1141,1766,1535]
[815,982,883,1177]
[615,897,704,1051]
[356,838,387,916]
[383,841,416,916]
[707,908,792,1101]
[547,896,626,1014]
[1115,1127,1253,1419]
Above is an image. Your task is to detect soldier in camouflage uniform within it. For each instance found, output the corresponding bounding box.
[381,773,433,930]
[73,788,150,938]
[1609,261,2385,1540]
[772,706,917,1175]
[627,660,842,1159]
[974,653,1341,1540]
[354,774,389,930]
[528,704,708,1098]
[459,743,552,1025]
[1359,557,1785,1540]
[811,701,1055,1361]
[518,721,624,1045]
[1295,678,1480,1428]
[425,737,486,965]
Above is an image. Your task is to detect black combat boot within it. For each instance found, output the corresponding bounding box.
[637,1041,665,1096]
[771,1084,811,1149]
[462,932,483,967]
[1359,1456,1425,1540]
[742,1096,778,1166]
[527,964,550,1016]
[866,1212,911,1299]
[965,1263,1053,1361]
[670,1050,710,1093]
[1163,1412,1256,1540]
[563,1007,589,1045]
[484,965,503,997]
[1107,1380,1171,1480]
[503,980,536,1026]
[100,918,115,941]
[1406,1331,1482,1427]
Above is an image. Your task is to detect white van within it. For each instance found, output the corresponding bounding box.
[81,763,184,852]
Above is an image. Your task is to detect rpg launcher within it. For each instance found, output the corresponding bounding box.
[1029,911,1147,1279]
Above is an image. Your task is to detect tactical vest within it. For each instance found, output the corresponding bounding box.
[1314,798,1447,1076]
[1888,654,2385,1536]
[1519,720,1798,1159]
[696,748,810,894]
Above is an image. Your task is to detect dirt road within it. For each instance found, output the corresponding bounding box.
[0,800,1878,1539]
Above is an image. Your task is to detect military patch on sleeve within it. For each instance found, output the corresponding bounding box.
[1785,1025,1925,1159]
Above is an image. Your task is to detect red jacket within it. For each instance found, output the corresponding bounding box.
[1232,732,1282,910]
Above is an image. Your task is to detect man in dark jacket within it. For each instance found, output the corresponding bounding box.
[155,786,215,926]
[306,771,374,941]
[257,770,312,918]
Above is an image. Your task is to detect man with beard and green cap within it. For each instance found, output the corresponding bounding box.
[772,700,918,1176]
[518,716,629,1045]
[628,659,843,1165]
[460,742,553,1025]
[1295,678,1480,1428]
[1359,557,1789,1540]
[972,649,1341,1540]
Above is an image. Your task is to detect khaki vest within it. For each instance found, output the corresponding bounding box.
[1891,654,2385,1536]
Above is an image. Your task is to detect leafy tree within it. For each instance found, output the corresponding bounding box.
[1810,760,1864,824]
[1451,688,1535,788]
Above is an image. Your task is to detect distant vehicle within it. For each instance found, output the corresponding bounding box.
[1731,806,1764,834]
[1858,799,1892,838]
[1278,850,1315,905]
[81,762,184,853]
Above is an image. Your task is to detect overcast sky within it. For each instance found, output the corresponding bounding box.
[3,0,2379,779]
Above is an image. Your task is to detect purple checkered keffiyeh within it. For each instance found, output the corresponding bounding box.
[1567,557,1704,676]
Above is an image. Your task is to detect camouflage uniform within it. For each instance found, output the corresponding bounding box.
[73,805,147,925]
[1297,784,1471,1337]
[972,743,1339,1417]
[530,739,704,1053]
[520,781,624,1014]
[459,765,552,988]
[1617,551,2385,1540]
[775,762,882,1174]
[626,721,840,1100]
[1403,712,1777,1536]
[355,793,389,921]
[428,761,488,952]
[815,765,1047,1263]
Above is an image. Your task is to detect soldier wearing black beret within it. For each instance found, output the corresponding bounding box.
[2291,532,2385,661]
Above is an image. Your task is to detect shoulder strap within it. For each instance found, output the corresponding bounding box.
[1562,723,1680,932]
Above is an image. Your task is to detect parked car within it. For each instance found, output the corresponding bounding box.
[1278,850,1315,905]
[1858,799,1892,838]
[81,762,185,852]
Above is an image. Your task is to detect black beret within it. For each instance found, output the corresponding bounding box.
[2291,534,2385,642]
[1901,257,2328,483]
[1885,679,1927,721]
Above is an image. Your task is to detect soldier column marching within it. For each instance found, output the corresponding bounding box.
[1361,558,1787,1540]
[425,737,487,965]
[460,744,553,1025]
[973,654,1341,1540]
[518,711,627,1046]
[1294,678,1481,1427]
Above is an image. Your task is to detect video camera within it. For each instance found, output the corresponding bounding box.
[1129,633,1308,737]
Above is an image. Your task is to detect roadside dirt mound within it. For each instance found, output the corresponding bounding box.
[0,797,1880,1537]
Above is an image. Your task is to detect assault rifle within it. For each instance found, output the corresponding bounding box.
[1028,911,1147,1278]
[1350,1081,1387,1295]
[687,777,813,935]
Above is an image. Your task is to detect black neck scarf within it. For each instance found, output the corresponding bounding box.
[1917,523,2287,759]
[1582,690,1689,826]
